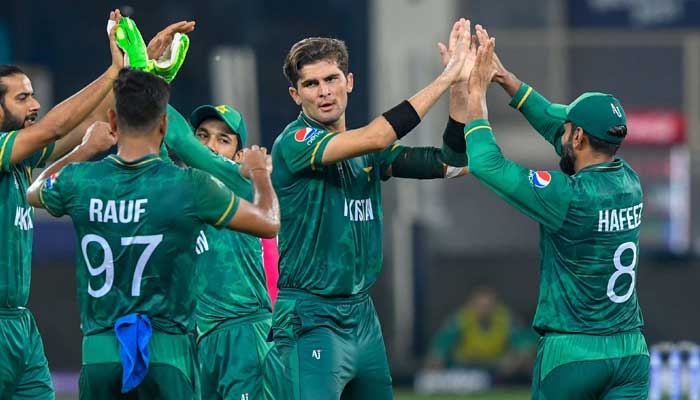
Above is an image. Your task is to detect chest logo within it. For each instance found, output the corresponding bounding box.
[294,127,317,142]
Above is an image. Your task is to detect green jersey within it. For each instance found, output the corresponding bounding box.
[0,130,54,307]
[37,154,239,335]
[271,113,405,296]
[465,84,644,336]
[165,106,272,338]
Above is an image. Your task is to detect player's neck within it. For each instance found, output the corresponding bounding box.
[116,136,162,161]
[306,112,346,132]
[575,152,614,173]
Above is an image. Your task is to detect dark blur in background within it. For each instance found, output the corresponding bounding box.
[4,0,700,395]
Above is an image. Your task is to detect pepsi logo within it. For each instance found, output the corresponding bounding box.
[295,128,316,142]
[531,170,551,188]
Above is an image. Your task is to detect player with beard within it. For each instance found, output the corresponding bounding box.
[0,10,126,398]
[464,26,648,399]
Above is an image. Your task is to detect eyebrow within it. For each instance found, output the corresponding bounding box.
[15,91,33,98]
[300,73,340,86]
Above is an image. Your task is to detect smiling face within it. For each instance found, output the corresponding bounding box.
[0,73,40,132]
[288,59,353,131]
[195,118,240,161]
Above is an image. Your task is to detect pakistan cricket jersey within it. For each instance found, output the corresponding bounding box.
[271,112,405,296]
[37,154,239,335]
[0,130,54,307]
[465,84,644,335]
[165,105,272,338]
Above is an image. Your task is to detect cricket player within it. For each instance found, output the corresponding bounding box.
[0,10,127,398]
[464,26,648,399]
[26,68,280,399]
[165,103,282,400]
[269,20,473,399]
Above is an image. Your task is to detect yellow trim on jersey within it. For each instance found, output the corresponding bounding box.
[215,193,236,227]
[25,166,32,184]
[310,132,336,171]
[36,146,49,166]
[391,142,401,151]
[464,125,492,138]
[515,86,533,110]
[38,182,56,215]
[0,130,18,169]
[108,155,161,168]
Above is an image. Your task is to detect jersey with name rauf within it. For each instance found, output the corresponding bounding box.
[38,154,238,335]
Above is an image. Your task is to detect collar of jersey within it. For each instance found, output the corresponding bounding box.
[107,153,161,168]
[577,158,623,174]
[298,112,325,130]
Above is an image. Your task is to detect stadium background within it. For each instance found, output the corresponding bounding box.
[3,0,700,398]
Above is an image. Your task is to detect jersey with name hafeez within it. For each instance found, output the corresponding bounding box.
[465,84,644,336]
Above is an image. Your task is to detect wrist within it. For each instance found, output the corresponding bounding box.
[249,167,270,176]
[75,144,99,160]
[106,65,121,80]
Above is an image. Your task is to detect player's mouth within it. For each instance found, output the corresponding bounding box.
[318,101,335,112]
[24,113,38,127]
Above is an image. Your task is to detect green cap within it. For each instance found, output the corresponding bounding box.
[545,92,627,144]
[189,104,248,146]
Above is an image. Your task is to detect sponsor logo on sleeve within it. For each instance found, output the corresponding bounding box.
[294,127,322,145]
[529,170,551,188]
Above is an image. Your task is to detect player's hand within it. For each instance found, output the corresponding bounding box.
[147,21,195,59]
[468,25,497,94]
[438,19,477,84]
[81,121,117,155]
[439,19,469,85]
[491,50,509,85]
[239,146,272,179]
[107,9,125,71]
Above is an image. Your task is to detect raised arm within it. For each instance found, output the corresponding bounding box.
[319,19,471,165]
[225,146,279,238]
[27,122,117,209]
[492,45,565,155]
[8,10,123,167]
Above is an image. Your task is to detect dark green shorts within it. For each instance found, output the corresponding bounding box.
[532,332,649,399]
[79,330,199,399]
[0,307,53,400]
[270,289,393,400]
[198,314,282,400]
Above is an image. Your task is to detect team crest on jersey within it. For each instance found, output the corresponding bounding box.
[529,170,551,188]
[46,172,59,189]
[294,127,317,142]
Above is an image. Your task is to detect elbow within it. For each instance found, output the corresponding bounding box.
[260,221,280,239]
[367,132,393,153]
[26,190,40,208]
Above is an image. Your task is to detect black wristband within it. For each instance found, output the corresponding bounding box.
[443,117,466,153]
[382,100,421,139]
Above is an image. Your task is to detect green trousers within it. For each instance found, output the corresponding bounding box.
[270,289,393,400]
[0,307,53,400]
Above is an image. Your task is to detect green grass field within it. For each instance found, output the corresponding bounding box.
[56,388,530,400]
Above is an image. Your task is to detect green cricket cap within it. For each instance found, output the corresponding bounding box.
[189,104,248,146]
[545,92,627,144]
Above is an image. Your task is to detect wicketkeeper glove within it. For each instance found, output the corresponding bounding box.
[107,17,152,72]
[151,32,190,83]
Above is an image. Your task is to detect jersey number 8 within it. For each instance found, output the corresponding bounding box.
[81,234,163,298]
[607,242,637,304]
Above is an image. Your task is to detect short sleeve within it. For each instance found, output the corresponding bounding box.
[0,130,55,172]
[38,164,73,217]
[190,169,240,229]
[277,127,338,173]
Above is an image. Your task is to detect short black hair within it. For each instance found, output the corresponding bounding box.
[113,68,170,134]
[283,37,349,88]
[0,65,27,106]
[571,122,622,157]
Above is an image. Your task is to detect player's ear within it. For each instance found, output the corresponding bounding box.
[108,109,118,133]
[158,113,168,137]
[346,72,354,93]
[289,86,301,106]
[573,127,585,149]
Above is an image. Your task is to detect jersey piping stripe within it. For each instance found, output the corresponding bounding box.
[108,155,161,168]
[391,142,401,151]
[215,193,236,227]
[515,86,533,110]
[0,130,18,169]
[36,146,50,166]
[310,132,336,171]
[464,125,492,138]
[38,183,59,216]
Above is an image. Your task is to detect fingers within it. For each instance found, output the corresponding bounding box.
[437,42,449,65]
